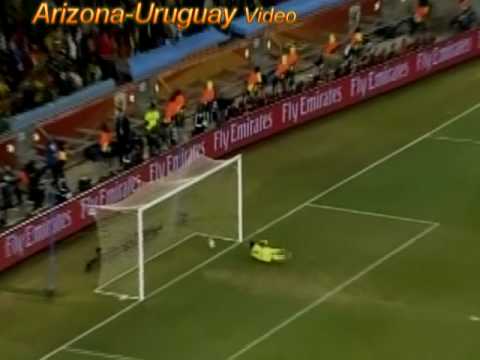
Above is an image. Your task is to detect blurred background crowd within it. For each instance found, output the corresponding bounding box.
[0,0,288,121]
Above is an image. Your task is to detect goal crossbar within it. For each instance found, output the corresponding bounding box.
[90,155,242,214]
[140,154,243,213]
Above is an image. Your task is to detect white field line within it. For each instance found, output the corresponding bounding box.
[93,290,138,301]
[96,232,201,294]
[65,347,143,360]
[306,204,438,226]
[244,101,480,242]
[430,136,480,146]
[195,232,237,243]
[96,232,237,299]
[225,223,439,360]
[39,242,238,360]
[38,101,480,360]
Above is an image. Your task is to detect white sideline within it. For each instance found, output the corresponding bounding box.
[430,136,480,146]
[225,223,439,360]
[65,347,143,360]
[38,101,480,360]
[306,204,438,226]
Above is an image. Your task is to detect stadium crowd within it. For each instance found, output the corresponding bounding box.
[0,0,288,121]
[0,0,477,227]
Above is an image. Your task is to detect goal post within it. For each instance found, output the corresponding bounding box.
[91,154,243,301]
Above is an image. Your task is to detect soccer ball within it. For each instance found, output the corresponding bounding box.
[208,238,216,249]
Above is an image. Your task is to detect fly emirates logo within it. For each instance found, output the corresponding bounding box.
[5,211,73,258]
[282,87,343,124]
[350,62,410,98]
[214,113,273,152]
[416,37,473,72]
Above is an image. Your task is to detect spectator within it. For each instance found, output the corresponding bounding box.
[411,0,431,34]
[0,75,10,100]
[65,28,79,63]
[98,123,114,161]
[144,102,161,156]
[287,45,299,68]
[286,45,299,90]
[97,29,118,80]
[201,80,216,106]
[451,0,477,31]
[25,161,46,212]
[350,27,365,56]
[115,108,132,164]
[273,54,289,96]
[130,134,145,166]
[193,104,210,136]
[0,176,9,226]
[173,90,187,145]
[45,140,59,184]
[53,178,72,205]
[201,80,217,125]
[174,90,186,125]
[44,27,65,55]
[17,166,29,205]
[3,165,22,207]
[246,66,263,100]
[0,167,14,225]
[164,96,177,146]
[56,141,68,181]
[324,33,340,56]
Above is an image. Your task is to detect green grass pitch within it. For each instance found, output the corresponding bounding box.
[2,59,480,360]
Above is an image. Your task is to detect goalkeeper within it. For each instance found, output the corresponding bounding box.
[249,240,291,263]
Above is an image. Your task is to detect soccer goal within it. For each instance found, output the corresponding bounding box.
[91,154,243,301]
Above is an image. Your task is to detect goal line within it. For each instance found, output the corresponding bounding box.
[94,232,237,301]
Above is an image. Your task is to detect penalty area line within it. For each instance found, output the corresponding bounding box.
[64,347,143,360]
[225,222,439,360]
[306,204,438,226]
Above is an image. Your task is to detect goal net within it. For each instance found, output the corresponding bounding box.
[92,154,243,301]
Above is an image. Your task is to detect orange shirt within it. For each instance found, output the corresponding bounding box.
[201,88,216,104]
[459,0,470,10]
[247,71,259,86]
[324,41,339,55]
[18,170,29,189]
[351,32,363,46]
[415,5,430,20]
[174,94,186,113]
[99,131,113,151]
[276,63,289,78]
[287,52,299,67]
[165,101,177,123]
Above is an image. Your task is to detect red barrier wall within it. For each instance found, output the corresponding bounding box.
[1,30,479,272]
